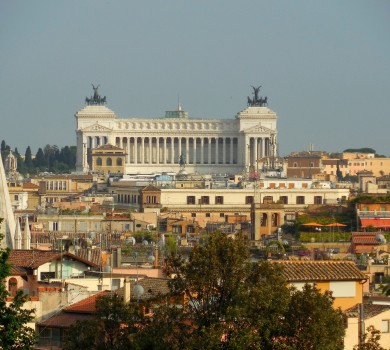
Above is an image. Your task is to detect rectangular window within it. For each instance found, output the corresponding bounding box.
[381,320,389,333]
[187,196,196,205]
[191,213,196,218]
[79,221,87,232]
[205,213,211,218]
[201,196,210,205]
[329,281,355,297]
[220,213,225,218]
[314,196,322,205]
[279,196,288,204]
[245,196,254,204]
[63,222,72,231]
[215,196,224,204]
[296,196,305,204]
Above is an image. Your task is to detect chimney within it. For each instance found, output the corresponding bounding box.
[124,277,131,303]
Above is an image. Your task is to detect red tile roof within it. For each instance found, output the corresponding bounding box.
[352,237,378,245]
[22,182,40,189]
[8,250,99,270]
[273,261,367,282]
[345,304,390,319]
[63,291,109,313]
[37,313,96,328]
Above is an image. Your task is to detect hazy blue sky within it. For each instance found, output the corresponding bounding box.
[1,1,389,156]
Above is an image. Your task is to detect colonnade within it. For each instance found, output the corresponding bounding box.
[247,136,274,167]
[114,136,239,165]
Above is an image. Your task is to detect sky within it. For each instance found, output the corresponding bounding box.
[1,0,389,157]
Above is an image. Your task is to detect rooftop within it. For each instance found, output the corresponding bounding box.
[274,261,367,282]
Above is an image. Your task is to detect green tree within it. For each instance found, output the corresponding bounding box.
[280,284,345,349]
[0,221,37,349]
[63,293,144,350]
[34,148,45,168]
[1,140,10,165]
[24,146,33,168]
[353,325,389,350]
[138,232,345,349]
[63,232,346,350]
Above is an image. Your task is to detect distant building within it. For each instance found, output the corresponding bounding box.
[75,86,279,175]
[90,143,126,175]
[285,152,322,179]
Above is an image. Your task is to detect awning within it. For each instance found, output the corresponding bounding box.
[360,218,390,228]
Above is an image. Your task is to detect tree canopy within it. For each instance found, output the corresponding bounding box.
[0,221,37,349]
[63,232,345,350]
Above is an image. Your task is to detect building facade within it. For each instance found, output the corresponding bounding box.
[75,87,278,175]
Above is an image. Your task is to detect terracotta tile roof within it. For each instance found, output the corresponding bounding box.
[141,185,160,192]
[8,250,99,270]
[345,304,390,319]
[8,250,63,270]
[10,265,28,275]
[352,237,378,245]
[37,313,96,328]
[273,261,367,282]
[63,291,109,313]
[22,182,40,189]
[352,232,377,236]
[74,248,102,266]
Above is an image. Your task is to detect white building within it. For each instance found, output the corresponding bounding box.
[75,86,278,175]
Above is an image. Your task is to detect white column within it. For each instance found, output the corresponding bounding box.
[230,138,234,164]
[222,138,226,164]
[246,137,250,168]
[178,137,182,161]
[135,138,138,163]
[141,137,145,164]
[127,138,131,163]
[193,138,197,164]
[170,137,174,164]
[215,138,219,164]
[208,138,212,164]
[186,138,190,164]
[156,138,160,164]
[201,138,204,164]
[149,138,152,164]
[163,138,167,164]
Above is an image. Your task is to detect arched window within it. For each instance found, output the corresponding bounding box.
[106,158,112,166]
[116,158,122,166]
[293,162,298,167]
[96,157,102,166]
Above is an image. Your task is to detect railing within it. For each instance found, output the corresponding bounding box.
[358,211,390,218]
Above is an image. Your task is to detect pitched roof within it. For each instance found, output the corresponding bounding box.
[37,313,96,328]
[8,250,99,270]
[352,235,379,245]
[22,182,40,189]
[141,184,160,192]
[274,261,367,282]
[345,304,390,319]
[63,291,109,313]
